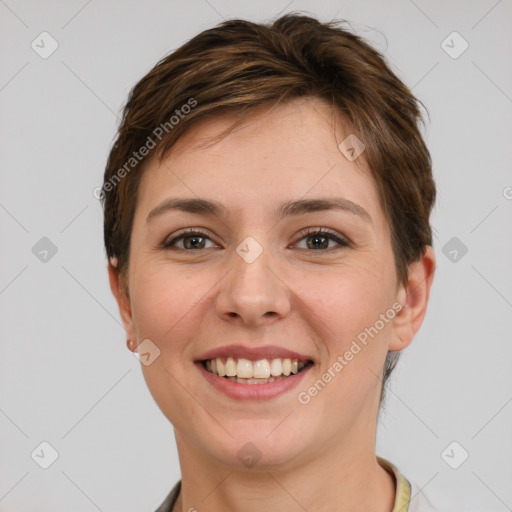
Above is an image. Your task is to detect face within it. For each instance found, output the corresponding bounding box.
[109,97,434,471]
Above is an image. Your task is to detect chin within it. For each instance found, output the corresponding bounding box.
[196,425,310,472]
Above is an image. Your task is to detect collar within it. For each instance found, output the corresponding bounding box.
[377,456,412,512]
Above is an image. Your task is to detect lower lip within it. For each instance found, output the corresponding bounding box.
[195,361,313,401]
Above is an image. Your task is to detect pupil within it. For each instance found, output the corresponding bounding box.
[309,235,327,249]
[185,236,204,249]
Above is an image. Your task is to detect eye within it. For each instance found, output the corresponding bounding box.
[161,228,217,250]
[293,227,350,251]
[160,227,350,252]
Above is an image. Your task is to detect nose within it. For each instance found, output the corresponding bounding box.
[215,243,291,327]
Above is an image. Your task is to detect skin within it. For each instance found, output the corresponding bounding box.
[108,97,436,512]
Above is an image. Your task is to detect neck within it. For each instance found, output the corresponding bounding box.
[172,427,396,512]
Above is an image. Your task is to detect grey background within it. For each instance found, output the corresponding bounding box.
[1,0,511,511]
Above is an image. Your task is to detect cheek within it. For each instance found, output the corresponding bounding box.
[130,265,196,349]
[304,262,393,339]
[296,267,394,418]
[130,266,201,425]
[301,261,396,407]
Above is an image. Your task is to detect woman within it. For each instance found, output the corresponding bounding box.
[102,13,438,512]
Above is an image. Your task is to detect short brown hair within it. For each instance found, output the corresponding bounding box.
[101,13,436,399]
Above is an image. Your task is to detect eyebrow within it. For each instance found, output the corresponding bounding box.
[146,197,372,224]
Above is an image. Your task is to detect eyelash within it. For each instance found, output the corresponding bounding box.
[160,227,350,252]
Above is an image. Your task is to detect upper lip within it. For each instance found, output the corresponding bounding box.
[196,344,314,363]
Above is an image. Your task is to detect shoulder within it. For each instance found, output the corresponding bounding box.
[407,479,442,512]
[154,480,181,512]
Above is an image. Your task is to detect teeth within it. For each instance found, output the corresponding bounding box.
[204,357,307,379]
[253,359,270,378]
[270,358,282,377]
[217,359,226,377]
[225,356,237,377]
[282,358,291,376]
[236,358,253,378]
[228,375,287,384]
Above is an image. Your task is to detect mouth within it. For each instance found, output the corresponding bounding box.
[194,344,315,400]
[200,356,314,385]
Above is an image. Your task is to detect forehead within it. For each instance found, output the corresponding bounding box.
[135,98,386,230]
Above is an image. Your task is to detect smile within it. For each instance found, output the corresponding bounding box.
[197,356,314,400]
[202,357,312,384]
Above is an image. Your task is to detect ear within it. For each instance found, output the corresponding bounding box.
[389,246,436,351]
[107,257,137,348]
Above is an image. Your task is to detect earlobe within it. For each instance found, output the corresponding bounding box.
[389,246,436,351]
[107,259,136,341]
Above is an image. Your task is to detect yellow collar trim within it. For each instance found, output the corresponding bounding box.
[377,456,411,512]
